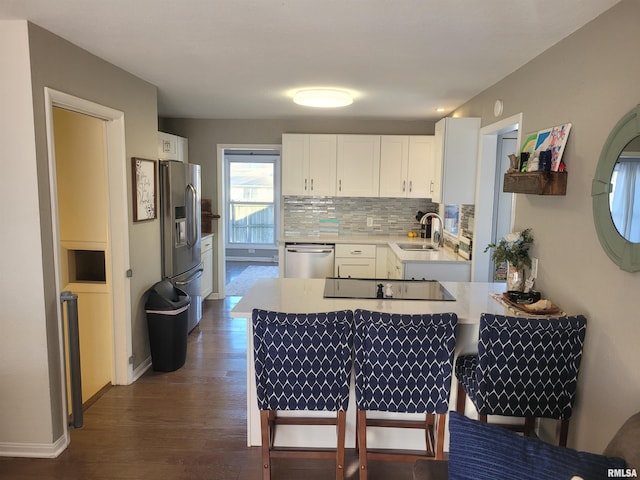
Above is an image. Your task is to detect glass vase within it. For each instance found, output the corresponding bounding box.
[506,262,525,292]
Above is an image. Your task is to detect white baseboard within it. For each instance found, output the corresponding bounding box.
[132,356,152,382]
[0,431,69,458]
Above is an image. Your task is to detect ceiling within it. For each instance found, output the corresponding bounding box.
[0,0,621,120]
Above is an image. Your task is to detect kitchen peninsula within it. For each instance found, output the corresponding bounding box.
[231,278,507,451]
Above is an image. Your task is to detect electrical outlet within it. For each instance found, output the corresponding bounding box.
[367,217,374,227]
[531,257,539,278]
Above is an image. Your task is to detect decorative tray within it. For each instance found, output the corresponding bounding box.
[500,293,562,315]
[491,293,564,316]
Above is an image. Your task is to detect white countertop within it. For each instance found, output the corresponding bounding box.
[230,278,506,324]
[281,235,469,263]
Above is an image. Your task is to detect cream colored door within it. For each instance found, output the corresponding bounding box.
[53,107,113,411]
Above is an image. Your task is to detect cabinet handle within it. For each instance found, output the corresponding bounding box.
[311,178,314,191]
[409,180,413,192]
[350,250,362,255]
[430,180,434,193]
[339,179,342,192]
[402,180,406,192]
[305,178,308,191]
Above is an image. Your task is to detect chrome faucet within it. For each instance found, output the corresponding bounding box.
[419,212,444,248]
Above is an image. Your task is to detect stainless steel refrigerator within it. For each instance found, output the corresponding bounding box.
[159,160,202,332]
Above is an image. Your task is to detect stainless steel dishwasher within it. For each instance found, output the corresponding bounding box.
[284,243,335,278]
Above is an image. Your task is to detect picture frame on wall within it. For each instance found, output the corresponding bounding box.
[132,157,157,222]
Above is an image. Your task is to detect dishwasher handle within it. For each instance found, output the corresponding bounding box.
[286,248,334,254]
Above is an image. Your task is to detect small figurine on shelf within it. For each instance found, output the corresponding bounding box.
[507,154,519,173]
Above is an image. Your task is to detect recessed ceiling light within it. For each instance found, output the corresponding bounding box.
[436,107,446,113]
[293,89,353,108]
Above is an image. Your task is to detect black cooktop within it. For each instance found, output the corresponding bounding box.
[323,278,455,301]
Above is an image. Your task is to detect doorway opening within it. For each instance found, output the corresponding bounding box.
[472,113,522,282]
[44,89,132,439]
[216,145,281,297]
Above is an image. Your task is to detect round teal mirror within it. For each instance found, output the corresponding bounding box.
[592,105,640,272]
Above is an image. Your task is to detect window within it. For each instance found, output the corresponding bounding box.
[225,151,279,246]
[610,154,640,243]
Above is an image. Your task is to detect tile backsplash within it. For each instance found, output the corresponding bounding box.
[283,196,439,237]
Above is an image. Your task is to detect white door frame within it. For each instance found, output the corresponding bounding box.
[472,113,523,281]
[44,89,133,433]
[216,143,280,297]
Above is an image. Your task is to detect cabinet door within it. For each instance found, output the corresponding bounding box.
[281,134,309,195]
[432,118,480,204]
[431,121,445,202]
[177,135,188,163]
[379,136,409,197]
[403,262,471,281]
[201,248,213,298]
[386,251,404,279]
[335,259,376,278]
[308,134,337,196]
[407,136,435,198]
[158,132,179,161]
[337,135,380,197]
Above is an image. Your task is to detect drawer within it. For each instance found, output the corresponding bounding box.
[201,235,213,252]
[335,244,376,258]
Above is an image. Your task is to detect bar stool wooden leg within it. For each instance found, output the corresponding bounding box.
[357,409,368,480]
[260,410,272,480]
[336,410,346,480]
[524,417,536,437]
[557,418,570,447]
[456,380,467,415]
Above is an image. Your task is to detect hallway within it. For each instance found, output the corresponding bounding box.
[0,298,415,480]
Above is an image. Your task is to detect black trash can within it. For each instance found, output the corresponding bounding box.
[145,280,190,372]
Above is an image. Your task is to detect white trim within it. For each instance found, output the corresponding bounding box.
[0,431,69,459]
[472,113,522,282]
[44,88,133,445]
[216,143,281,298]
[132,356,153,382]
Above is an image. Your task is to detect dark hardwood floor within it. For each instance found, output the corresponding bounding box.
[0,298,416,480]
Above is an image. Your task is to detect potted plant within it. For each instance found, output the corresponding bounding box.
[485,228,534,291]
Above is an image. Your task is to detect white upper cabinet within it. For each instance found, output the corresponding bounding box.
[379,135,434,198]
[158,131,188,162]
[282,134,337,196]
[431,117,480,204]
[336,135,380,197]
[379,136,409,197]
[407,136,435,198]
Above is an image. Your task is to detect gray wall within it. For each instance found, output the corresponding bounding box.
[27,23,160,376]
[452,0,640,452]
[0,20,159,449]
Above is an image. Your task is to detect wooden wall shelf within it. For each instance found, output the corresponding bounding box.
[503,171,567,195]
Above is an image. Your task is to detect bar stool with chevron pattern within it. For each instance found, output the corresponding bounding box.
[251,309,354,480]
[455,313,587,446]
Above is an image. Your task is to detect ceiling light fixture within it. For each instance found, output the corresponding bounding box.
[293,89,353,108]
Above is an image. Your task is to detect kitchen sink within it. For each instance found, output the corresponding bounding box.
[396,243,438,251]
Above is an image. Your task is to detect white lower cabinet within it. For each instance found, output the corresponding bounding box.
[387,251,404,279]
[201,234,214,299]
[404,262,471,281]
[334,244,377,278]
[387,250,471,281]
